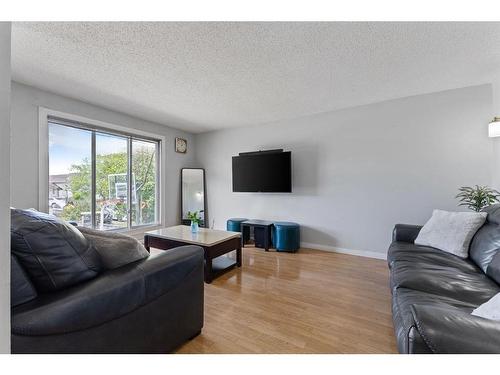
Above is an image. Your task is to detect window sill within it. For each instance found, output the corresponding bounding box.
[119,224,164,240]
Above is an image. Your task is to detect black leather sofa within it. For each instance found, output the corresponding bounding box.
[388,205,500,354]
[11,245,205,353]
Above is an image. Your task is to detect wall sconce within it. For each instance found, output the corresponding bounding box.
[489,117,500,137]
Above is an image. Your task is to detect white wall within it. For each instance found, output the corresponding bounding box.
[490,77,500,189]
[0,22,11,354]
[10,82,197,227]
[196,85,494,258]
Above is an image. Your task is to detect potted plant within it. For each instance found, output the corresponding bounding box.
[456,185,500,212]
[187,211,201,233]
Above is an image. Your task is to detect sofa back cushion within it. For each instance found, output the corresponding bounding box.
[11,208,102,292]
[11,255,37,307]
[487,251,500,285]
[470,204,500,273]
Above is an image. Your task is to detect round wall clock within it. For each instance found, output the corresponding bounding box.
[175,137,187,153]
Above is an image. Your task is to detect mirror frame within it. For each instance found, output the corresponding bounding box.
[180,168,207,227]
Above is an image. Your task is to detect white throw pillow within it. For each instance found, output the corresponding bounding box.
[414,209,487,258]
[472,293,500,321]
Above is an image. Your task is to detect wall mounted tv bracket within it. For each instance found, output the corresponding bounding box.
[239,149,284,156]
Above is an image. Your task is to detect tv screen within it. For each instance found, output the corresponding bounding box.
[232,151,291,192]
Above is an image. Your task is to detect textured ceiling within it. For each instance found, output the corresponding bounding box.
[11,22,500,133]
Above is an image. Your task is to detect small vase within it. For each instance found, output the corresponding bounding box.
[191,221,199,233]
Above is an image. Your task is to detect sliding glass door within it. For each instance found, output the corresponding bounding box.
[48,123,93,227]
[48,118,160,230]
[132,139,157,226]
[95,133,129,230]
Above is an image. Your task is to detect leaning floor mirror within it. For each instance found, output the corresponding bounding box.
[181,168,207,227]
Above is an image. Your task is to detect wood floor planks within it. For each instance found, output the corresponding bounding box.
[174,246,397,354]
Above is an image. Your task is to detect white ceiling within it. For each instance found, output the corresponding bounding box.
[11,22,500,133]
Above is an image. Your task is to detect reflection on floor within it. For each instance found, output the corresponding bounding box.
[165,246,396,354]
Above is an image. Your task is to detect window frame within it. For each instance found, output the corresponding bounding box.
[39,107,166,234]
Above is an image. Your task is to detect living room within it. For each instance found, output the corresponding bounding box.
[3,1,500,372]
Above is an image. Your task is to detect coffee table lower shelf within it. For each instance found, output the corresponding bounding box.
[208,255,239,279]
[144,232,241,283]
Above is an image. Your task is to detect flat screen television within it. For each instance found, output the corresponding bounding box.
[232,151,292,193]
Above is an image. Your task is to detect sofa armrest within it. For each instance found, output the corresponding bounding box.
[12,245,204,336]
[392,224,422,243]
[411,305,500,353]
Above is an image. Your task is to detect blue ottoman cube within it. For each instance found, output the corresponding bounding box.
[226,218,248,232]
[272,222,300,252]
[227,218,250,243]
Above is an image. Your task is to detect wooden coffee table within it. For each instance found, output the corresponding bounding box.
[144,225,242,283]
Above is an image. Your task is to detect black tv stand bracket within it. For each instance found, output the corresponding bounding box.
[239,149,284,156]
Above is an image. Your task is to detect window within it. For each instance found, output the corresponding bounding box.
[48,117,160,230]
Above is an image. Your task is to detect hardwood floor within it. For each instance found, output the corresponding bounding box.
[175,246,397,354]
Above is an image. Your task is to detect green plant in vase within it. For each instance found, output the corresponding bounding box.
[187,211,201,233]
[456,185,500,212]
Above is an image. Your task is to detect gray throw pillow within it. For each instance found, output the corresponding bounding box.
[415,209,487,258]
[77,227,149,270]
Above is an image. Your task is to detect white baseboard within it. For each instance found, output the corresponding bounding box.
[300,242,387,260]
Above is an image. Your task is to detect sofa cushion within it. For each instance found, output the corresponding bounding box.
[411,304,500,353]
[469,205,500,272]
[487,250,500,285]
[481,203,500,225]
[11,255,37,307]
[390,258,499,305]
[469,222,500,273]
[10,208,102,292]
[387,241,479,273]
[78,227,149,270]
[11,246,203,336]
[415,209,487,258]
[392,287,476,353]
